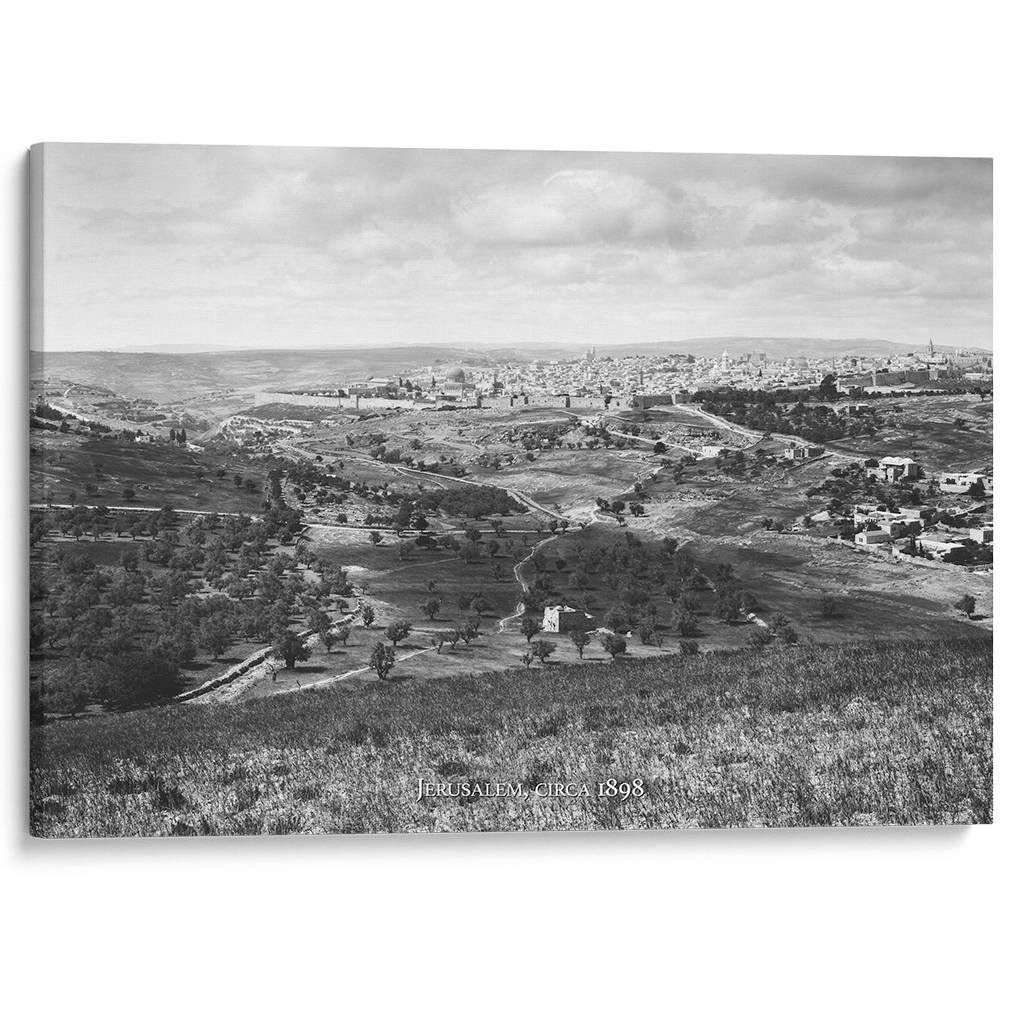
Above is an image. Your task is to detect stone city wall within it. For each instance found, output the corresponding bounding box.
[254,391,421,412]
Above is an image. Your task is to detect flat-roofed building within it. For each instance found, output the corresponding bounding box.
[854,530,890,546]
[878,457,923,482]
[784,444,825,460]
[939,472,992,494]
[898,506,937,520]
[917,535,968,558]
[541,605,591,633]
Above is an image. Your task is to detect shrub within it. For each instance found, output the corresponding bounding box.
[569,630,592,659]
[98,652,182,708]
[384,620,412,647]
[530,639,556,664]
[600,634,627,659]
[769,614,799,645]
[272,630,310,669]
[369,642,396,680]
[520,617,541,641]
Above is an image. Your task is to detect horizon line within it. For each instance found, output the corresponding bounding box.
[29,338,996,355]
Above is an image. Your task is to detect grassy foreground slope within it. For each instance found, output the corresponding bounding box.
[31,639,992,836]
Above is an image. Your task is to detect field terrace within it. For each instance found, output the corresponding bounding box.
[30,431,273,515]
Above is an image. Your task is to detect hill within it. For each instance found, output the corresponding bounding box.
[31,638,992,836]
[591,337,990,359]
[29,347,488,401]
[29,336,991,401]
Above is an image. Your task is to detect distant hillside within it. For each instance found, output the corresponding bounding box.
[592,337,990,360]
[30,336,991,398]
[30,638,992,836]
[29,347,488,401]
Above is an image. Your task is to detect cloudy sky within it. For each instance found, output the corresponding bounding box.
[37,144,992,352]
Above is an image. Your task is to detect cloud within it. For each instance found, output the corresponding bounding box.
[453,169,696,248]
[42,145,993,350]
[746,199,843,246]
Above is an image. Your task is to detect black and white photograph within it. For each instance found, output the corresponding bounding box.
[28,143,993,836]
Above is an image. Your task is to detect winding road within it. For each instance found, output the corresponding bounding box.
[603,427,704,456]
[496,532,563,633]
[496,507,600,633]
[274,435,578,523]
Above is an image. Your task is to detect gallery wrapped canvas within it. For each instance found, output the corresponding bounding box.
[28,144,993,835]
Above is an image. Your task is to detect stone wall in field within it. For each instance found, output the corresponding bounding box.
[174,646,274,702]
[255,391,343,409]
[254,391,422,412]
[353,396,421,411]
[174,617,352,703]
[503,393,628,410]
[775,531,990,577]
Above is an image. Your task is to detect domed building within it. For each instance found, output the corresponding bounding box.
[437,365,479,406]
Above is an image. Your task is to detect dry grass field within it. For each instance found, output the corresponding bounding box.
[30,638,992,836]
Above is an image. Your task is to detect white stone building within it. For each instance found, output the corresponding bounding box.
[541,606,591,633]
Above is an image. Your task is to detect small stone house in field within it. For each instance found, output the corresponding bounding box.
[875,457,923,482]
[917,535,968,559]
[784,444,825,460]
[939,472,992,495]
[898,506,937,521]
[853,506,899,528]
[542,605,591,633]
[854,529,890,546]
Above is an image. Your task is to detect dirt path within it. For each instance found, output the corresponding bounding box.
[43,401,163,437]
[31,502,256,518]
[388,463,561,521]
[182,618,350,704]
[684,406,765,442]
[496,532,566,633]
[292,641,439,693]
[188,657,278,704]
[604,427,703,456]
[274,435,575,523]
[491,505,598,630]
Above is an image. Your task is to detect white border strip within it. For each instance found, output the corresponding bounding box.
[25,110,1024,155]
[991,157,1024,831]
